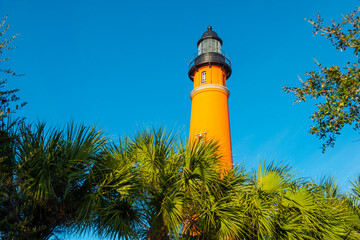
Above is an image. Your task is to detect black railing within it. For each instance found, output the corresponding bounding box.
[189,51,231,70]
[188,51,232,80]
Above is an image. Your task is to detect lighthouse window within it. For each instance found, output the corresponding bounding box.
[201,72,206,84]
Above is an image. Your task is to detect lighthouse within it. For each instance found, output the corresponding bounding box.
[188,26,233,171]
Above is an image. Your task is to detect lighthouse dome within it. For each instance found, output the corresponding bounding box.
[197,26,223,47]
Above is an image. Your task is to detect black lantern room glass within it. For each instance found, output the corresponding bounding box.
[198,38,221,55]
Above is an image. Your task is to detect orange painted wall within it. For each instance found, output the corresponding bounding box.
[189,65,233,171]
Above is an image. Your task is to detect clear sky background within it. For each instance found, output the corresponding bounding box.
[2,0,360,239]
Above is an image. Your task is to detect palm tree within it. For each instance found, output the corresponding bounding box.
[181,141,249,240]
[130,129,184,239]
[89,128,239,240]
[305,177,360,239]
[0,122,117,239]
[74,137,141,240]
[350,177,360,233]
[77,128,185,239]
[3,124,360,240]
[0,121,23,239]
[0,125,236,239]
[185,159,360,240]
[240,164,360,239]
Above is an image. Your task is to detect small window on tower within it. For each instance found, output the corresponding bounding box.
[201,71,206,84]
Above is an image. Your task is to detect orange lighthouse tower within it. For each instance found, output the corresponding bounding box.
[189,26,233,171]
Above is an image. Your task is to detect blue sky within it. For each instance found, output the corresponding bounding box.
[2,0,360,239]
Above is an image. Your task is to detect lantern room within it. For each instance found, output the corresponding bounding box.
[188,26,232,81]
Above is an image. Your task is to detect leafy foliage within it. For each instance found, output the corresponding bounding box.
[283,7,360,152]
[0,16,26,129]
